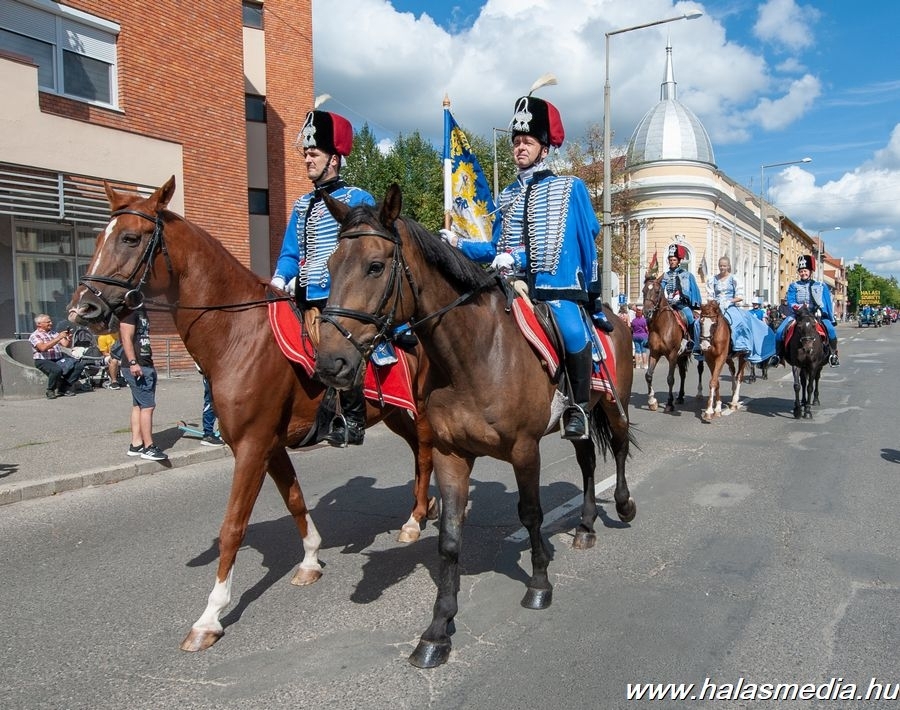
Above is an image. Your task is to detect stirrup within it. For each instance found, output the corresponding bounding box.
[829,353,840,367]
[562,404,590,440]
[325,414,365,447]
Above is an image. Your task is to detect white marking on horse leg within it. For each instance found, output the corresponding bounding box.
[191,568,233,635]
[298,513,323,572]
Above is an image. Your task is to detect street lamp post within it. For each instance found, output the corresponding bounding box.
[601,11,702,305]
[815,226,840,282]
[758,157,812,300]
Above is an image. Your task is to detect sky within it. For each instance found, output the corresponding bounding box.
[311,0,900,278]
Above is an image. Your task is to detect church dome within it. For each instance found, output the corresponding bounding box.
[626,44,715,168]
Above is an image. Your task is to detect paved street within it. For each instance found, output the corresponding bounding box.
[1,323,899,709]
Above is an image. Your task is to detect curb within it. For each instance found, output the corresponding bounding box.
[0,445,232,507]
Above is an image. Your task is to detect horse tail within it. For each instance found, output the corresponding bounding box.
[589,403,640,459]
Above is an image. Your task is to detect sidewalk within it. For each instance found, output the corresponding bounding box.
[0,373,232,506]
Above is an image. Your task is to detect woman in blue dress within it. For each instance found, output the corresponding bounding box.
[706,256,774,363]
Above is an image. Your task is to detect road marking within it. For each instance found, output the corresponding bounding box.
[505,473,617,543]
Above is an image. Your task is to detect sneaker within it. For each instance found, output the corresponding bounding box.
[107,382,122,390]
[61,390,76,397]
[46,390,58,400]
[140,445,168,461]
[127,443,144,457]
[200,435,225,447]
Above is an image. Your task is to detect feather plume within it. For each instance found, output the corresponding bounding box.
[313,93,332,109]
[528,73,558,96]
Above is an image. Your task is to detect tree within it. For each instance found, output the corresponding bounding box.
[341,123,384,194]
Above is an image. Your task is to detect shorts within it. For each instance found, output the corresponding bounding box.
[122,365,158,408]
[633,338,648,354]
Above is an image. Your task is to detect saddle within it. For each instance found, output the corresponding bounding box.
[267,298,417,415]
[509,294,618,399]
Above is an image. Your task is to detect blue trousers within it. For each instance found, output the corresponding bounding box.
[776,315,836,343]
[202,377,217,436]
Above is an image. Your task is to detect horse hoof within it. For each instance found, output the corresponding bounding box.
[664,404,675,413]
[572,530,596,549]
[290,566,323,586]
[648,402,659,411]
[426,496,440,521]
[180,627,223,652]
[521,587,553,610]
[793,409,801,420]
[397,524,421,543]
[676,396,685,405]
[702,412,712,423]
[617,497,637,523]
[409,640,451,668]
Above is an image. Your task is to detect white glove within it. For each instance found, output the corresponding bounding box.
[439,228,459,248]
[490,252,515,273]
[285,277,296,296]
[270,276,286,291]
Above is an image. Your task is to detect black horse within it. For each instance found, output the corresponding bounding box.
[783,305,828,419]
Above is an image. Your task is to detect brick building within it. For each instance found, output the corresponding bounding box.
[0,0,312,372]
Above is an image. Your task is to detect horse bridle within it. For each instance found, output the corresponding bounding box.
[319,220,483,360]
[80,209,172,315]
[642,278,665,321]
[318,223,416,361]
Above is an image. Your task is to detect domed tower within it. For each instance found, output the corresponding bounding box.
[626,44,715,167]
[615,43,768,305]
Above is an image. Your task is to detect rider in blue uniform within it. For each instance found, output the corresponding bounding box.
[773,254,840,367]
[444,89,612,440]
[659,243,703,354]
[271,104,376,445]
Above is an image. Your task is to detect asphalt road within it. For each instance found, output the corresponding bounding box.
[2,324,898,710]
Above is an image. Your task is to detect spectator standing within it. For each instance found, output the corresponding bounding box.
[119,307,167,461]
[631,305,650,369]
[29,314,87,399]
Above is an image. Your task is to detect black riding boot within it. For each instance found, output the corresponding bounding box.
[326,385,366,447]
[771,339,784,368]
[562,345,592,440]
[829,338,840,366]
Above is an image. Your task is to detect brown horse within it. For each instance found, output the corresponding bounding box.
[67,177,436,652]
[697,301,749,422]
[641,275,694,412]
[314,184,636,668]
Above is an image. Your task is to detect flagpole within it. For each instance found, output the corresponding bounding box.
[442,94,453,230]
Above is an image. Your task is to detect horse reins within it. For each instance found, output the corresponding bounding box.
[81,208,290,316]
[319,220,484,360]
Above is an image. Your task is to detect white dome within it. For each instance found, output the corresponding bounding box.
[626,45,716,168]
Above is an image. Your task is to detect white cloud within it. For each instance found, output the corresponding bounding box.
[753,0,820,51]
[312,0,900,277]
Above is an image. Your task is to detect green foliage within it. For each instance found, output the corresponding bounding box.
[847,263,900,309]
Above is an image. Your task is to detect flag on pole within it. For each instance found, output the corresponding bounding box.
[647,249,659,276]
[698,253,708,281]
[443,99,495,241]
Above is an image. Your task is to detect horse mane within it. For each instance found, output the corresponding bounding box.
[340,204,497,294]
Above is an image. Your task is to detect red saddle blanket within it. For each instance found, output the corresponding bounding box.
[511,299,618,397]
[784,319,827,349]
[268,301,417,415]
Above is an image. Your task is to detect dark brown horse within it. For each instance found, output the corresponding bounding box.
[67,177,436,652]
[314,184,636,668]
[641,275,694,412]
[784,305,827,419]
[697,301,749,422]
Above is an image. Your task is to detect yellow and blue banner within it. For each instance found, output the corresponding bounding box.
[443,106,495,241]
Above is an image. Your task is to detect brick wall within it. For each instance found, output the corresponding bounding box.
[36,1,312,372]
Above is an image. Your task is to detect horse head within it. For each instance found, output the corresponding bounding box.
[70,176,178,328]
[698,300,724,353]
[641,274,665,320]
[316,183,413,389]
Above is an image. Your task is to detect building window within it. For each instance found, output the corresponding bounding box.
[248,189,269,215]
[245,93,266,122]
[0,0,120,107]
[242,1,264,29]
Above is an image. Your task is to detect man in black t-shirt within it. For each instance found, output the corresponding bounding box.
[119,307,167,461]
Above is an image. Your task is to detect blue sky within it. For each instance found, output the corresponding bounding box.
[313,0,900,277]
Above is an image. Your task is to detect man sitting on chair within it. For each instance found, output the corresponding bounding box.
[29,314,88,398]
